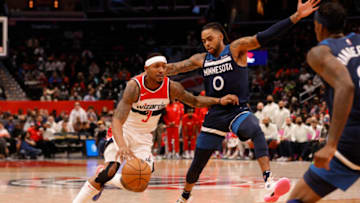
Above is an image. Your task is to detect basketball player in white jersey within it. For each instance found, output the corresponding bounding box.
[72,53,239,203]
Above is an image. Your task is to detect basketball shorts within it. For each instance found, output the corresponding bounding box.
[104,127,154,171]
[304,157,360,197]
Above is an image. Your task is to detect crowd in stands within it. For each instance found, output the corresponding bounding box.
[3,18,359,161]
[0,102,113,159]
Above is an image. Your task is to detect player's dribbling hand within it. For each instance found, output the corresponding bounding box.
[219,94,239,106]
[297,0,321,19]
[116,146,135,162]
[313,144,336,170]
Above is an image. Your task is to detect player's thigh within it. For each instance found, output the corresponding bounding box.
[196,132,224,150]
[230,112,261,141]
[132,145,154,172]
[104,142,122,163]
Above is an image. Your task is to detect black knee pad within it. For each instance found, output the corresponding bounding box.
[95,162,120,185]
[186,148,214,184]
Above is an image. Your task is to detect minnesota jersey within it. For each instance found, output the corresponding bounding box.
[200,45,250,135]
[202,45,249,103]
[319,32,360,165]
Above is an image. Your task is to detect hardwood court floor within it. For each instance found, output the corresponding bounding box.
[0,159,359,203]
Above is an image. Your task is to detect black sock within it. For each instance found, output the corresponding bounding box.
[181,190,191,200]
[263,170,271,182]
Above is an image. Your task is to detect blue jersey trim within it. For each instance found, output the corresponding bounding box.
[231,112,250,133]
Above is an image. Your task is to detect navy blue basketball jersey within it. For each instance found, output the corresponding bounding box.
[319,32,360,165]
[200,45,250,136]
[202,45,249,103]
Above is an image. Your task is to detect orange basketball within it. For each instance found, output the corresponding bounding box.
[121,158,151,192]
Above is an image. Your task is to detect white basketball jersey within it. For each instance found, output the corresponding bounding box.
[123,74,170,134]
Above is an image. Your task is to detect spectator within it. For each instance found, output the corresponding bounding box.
[273,100,290,131]
[95,121,107,157]
[303,79,316,93]
[0,123,10,158]
[299,68,311,83]
[87,106,98,122]
[83,88,97,101]
[69,91,83,101]
[277,117,294,161]
[260,117,278,160]
[254,102,265,121]
[17,132,42,159]
[69,102,88,127]
[292,117,315,161]
[263,95,279,123]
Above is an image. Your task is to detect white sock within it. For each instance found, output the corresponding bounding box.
[73,181,100,203]
[107,173,123,189]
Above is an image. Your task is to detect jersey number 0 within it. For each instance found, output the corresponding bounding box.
[213,76,224,91]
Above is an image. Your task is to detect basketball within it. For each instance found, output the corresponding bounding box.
[121,158,151,192]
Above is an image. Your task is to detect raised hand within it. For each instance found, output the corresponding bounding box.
[297,0,321,19]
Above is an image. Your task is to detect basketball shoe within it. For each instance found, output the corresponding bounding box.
[264,175,291,202]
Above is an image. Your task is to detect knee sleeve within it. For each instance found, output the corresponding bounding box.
[95,162,120,185]
[186,148,214,184]
[252,131,269,158]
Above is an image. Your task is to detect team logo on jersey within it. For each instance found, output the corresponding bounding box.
[136,103,166,111]
[7,176,272,190]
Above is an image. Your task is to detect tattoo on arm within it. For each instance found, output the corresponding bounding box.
[166,53,205,76]
[169,81,219,108]
[113,80,139,124]
[230,35,260,53]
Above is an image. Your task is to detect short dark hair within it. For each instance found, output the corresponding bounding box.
[317,2,346,33]
[202,22,230,44]
[146,52,163,60]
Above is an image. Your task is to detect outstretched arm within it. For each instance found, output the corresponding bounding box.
[307,45,355,169]
[169,80,239,108]
[166,53,206,76]
[112,80,139,160]
[230,0,320,55]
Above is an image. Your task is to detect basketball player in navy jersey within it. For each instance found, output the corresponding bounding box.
[287,2,360,203]
[166,1,320,202]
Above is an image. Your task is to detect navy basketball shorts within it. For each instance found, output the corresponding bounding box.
[304,157,360,197]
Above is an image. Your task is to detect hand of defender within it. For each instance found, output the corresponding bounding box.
[116,146,135,162]
[313,144,336,170]
[219,94,239,106]
[297,0,321,19]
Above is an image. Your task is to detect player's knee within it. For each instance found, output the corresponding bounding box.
[95,162,120,184]
[233,113,261,141]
